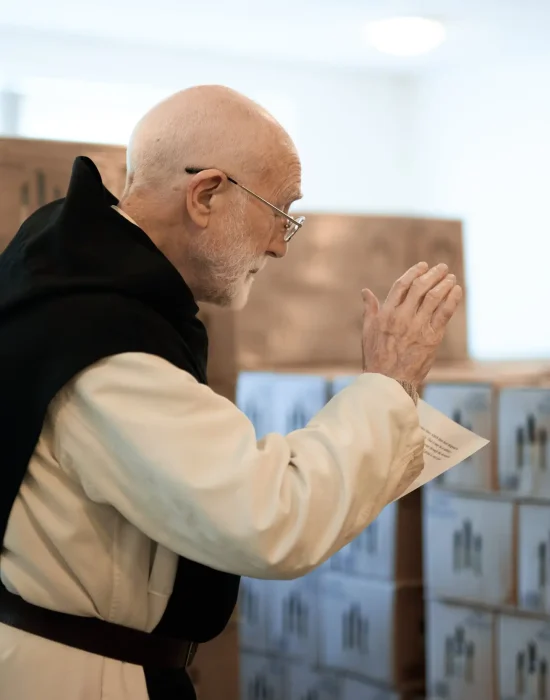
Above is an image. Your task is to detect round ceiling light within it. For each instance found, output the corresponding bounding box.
[363,16,447,57]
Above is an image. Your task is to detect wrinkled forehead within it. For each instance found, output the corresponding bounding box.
[261,144,303,204]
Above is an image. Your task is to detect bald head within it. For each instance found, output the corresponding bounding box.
[120,85,302,309]
[127,85,296,189]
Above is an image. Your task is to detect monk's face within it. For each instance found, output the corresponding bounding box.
[189,147,302,309]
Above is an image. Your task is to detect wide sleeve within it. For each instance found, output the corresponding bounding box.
[51,352,424,579]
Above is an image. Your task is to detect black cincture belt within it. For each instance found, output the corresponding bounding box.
[0,585,198,668]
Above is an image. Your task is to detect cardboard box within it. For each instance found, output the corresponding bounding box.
[423,488,516,606]
[426,601,496,700]
[326,490,422,582]
[236,215,466,372]
[518,503,550,614]
[237,372,329,438]
[0,162,29,250]
[286,665,415,700]
[422,382,494,491]
[499,387,550,499]
[286,664,342,700]
[270,374,330,434]
[265,574,319,663]
[329,375,357,397]
[198,304,238,399]
[411,218,467,362]
[318,573,424,687]
[426,361,550,386]
[190,621,239,700]
[238,577,271,653]
[208,376,237,405]
[240,652,287,700]
[0,137,126,250]
[422,362,550,493]
[236,373,279,439]
[341,677,418,700]
[498,613,550,700]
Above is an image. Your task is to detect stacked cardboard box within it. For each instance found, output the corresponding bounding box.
[234,213,468,699]
[236,214,467,370]
[237,374,327,700]
[422,363,550,700]
[0,137,127,250]
[236,371,425,699]
[189,620,240,700]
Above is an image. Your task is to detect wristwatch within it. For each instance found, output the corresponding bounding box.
[397,380,419,406]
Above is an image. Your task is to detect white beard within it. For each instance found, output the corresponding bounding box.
[191,198,263,308]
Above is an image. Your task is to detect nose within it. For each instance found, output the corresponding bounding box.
[266,236,288,260]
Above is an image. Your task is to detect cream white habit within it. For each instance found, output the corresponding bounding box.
[0,353,424,699]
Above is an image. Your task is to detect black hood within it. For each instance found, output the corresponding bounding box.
[0,157,240,652]
[0,156,205,353]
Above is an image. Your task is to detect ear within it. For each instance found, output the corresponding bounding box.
[186,170,228,228]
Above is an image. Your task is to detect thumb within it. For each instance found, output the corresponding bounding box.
[361,288,380,318]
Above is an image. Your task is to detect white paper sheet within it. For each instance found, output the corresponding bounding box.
[397,398,490,499]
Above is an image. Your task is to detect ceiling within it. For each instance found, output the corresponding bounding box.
[2,0,550,71]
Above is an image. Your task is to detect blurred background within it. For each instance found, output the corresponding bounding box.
[2,2,550,699]
[2,0,550,359]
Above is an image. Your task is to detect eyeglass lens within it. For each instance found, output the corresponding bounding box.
[284,216,305,242]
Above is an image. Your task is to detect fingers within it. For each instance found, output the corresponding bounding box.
[385,262,429,308]
[418,274,456,316]
[400,263,450,313]
[361,288,380,321]
[432,284,463,331]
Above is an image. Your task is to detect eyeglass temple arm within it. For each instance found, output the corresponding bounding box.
[185,167,301,227]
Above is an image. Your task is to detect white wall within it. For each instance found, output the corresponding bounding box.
[410,64,550,359]
[3,28,550,359]
[0,28,410,214]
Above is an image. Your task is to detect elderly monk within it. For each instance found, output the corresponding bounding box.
[0,85,462,700]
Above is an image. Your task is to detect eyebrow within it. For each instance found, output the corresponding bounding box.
[284,190,303,206]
